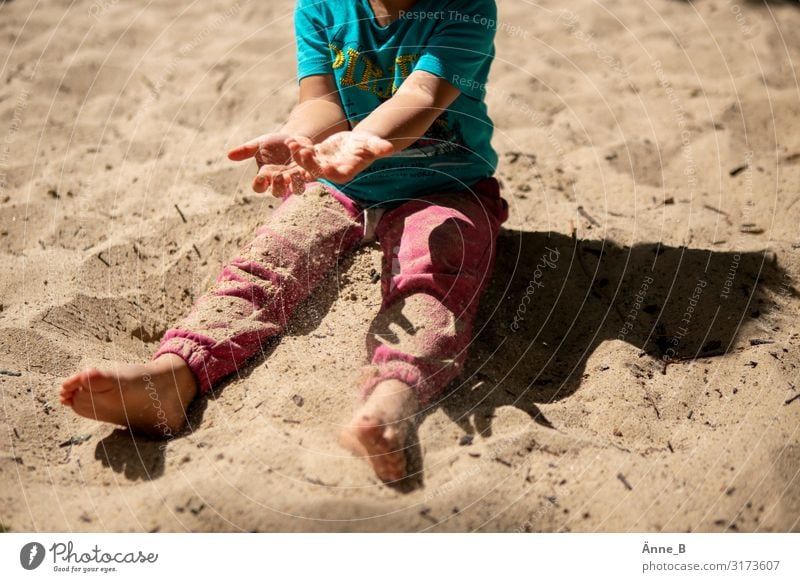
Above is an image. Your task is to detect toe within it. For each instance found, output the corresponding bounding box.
[78,368,115,393]
[61,372,85,392]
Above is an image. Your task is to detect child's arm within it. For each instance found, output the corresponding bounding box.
[286,70,460,184]
[353,70,461,151]
[228,74,348,196]
[281,74,350,142]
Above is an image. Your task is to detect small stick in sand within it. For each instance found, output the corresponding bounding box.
[132,243,147,260]
[40,307,71,334]
[577,205,600,227]
[58,435,91,447]
[784,394,800,406]
[644,392,661,419]
[729,164,748,177]
[174,204,188,223]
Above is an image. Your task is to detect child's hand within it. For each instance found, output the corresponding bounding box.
[286,131,394,184]
[228,133,314,197]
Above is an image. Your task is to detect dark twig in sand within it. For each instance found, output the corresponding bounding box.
[703,204,728,217]
[703,204,732,225]
[661,351,724,375]
[617,472,633,491]
[739,224,764,235]
[40,307,71,334]
[0,370,21,377]
[729,164,748,177]
[493,456,512,467]
[644,391,661,419]
[174,204,187,223]
[749,339,774,346]
[419,507,438,524]
[132,243,147,261]
[524,467,534,483]
[59,435,90,464]
[577,205,600,227]
[58,435,91,448]
[785,394,800,406]
[216,69,232,93]
[192,244,202,258]
[97,252,111,267]
[661,357,678,375]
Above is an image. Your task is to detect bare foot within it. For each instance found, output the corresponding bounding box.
[340,379,418,482]
[59,354,198,437]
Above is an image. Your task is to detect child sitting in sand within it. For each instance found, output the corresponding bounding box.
[60,0,507,482]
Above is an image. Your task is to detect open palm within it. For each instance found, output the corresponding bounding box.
[228,133,314,196]
[287,131,394,184]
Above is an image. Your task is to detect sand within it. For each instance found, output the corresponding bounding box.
[1,0,799,532]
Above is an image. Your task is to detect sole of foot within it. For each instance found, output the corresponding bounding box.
[341,379,418,483]
[59,354,197,438]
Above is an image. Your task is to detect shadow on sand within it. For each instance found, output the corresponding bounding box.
[432,230,794,449]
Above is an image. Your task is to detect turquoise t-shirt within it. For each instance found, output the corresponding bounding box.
[294,0,498,206]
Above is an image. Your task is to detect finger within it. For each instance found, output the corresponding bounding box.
[300,149,321,176]
[253,175,269,194]
[286,139,305,165]
[286,138,309,158]
[285,137,301,152]
[291,145,325,180]
[270,174,286,198]
[252,164,277,193]
[228,139,260,161]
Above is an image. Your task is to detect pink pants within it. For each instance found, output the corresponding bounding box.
[153,179,508,407]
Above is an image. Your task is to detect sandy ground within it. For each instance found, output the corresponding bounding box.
[1,0,799,532]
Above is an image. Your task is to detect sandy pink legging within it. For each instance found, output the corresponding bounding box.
[153,178,508,407]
